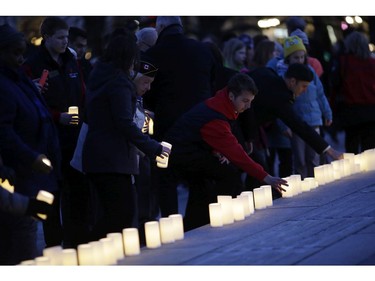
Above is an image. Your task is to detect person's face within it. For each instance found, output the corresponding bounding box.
[229,90,255,113]
[45,29,69,54]
[69,36,87,59]
[234,47,247,66]
[288,50,306,64]
[134,74,154,96]
[0,40,26,69]
[287,78,310,97]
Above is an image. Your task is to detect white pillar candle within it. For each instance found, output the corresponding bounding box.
[366,149,375,171]
[34,256,51,265]
[43,245,63,265]
[232,197,245,221]
[169,214,184,240]
[107,232,125,260]
[209,203,223,227]
[156,141,172,168]
[89,241,104,265]
[122,228,141,256]
[36,190,54,220]
[68,106,79,114]
[253,187,267,209]
[217,195,234,224]
[61,249,78,265]
[354,154,365,172]
[159,217,175,244]
[290,175,302,195]
[314,166,326,186]
[281,177,293,198]
[261,185,273,206]
[99,237,117,265]
[237,195,250,217]
[343,153,355,174]
[77,244,95,265]
[240,191,255,214]
[144,221,161,249]
[19,260,36,265]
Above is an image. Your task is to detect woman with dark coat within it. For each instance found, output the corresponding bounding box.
[82,31,170,241]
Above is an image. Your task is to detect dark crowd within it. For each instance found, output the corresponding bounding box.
[1,16,375,265]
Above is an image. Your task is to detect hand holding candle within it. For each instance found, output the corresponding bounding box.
[35,190,54,220]
[156,141,172,168]
[32,154,53,174]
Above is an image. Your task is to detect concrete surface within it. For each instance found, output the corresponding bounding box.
[117,170,375,266]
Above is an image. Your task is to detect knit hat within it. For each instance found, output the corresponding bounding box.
[290,29,309,45]
[0,24,25,49]
[286,17,306,32]
[283,36,306,58]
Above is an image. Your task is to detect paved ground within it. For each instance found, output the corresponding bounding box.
[118,169,375,266]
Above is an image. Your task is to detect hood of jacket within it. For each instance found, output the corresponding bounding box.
[205,87,238,120]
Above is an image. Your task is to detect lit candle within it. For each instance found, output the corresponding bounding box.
[314,166,326,186]
[99,237,117,265]
[281,177,293,198]
[343,153,355,175]
[237,195,250,217]
[19,260,35,265]
[159,217,175,244]
[169,214,184,240]
[253,187,267,209]
[0,178,14,193]
[217,195,234,225]
[88,241,104,265]
[122,228,141,256]
[232,197,245,221]
[240,191,255,214]
[68,106,79,115]
[290,175,302,195]
[156,141,172,168]
[36,190,54,220]
[148,117,154,135]
[261,185,273,206]
[42,157,52,167]
[209,203,223,227]
[34,256,51,265]
[77,244,95,265]
[43,245,63,265]
[144,221,161,249]
[107,232,125,260]
[61,249,78,265]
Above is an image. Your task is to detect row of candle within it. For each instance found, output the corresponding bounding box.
[314,150,375,186]
[19,214,184,265]
[209,150,375,227]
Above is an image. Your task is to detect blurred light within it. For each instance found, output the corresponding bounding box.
[258,18,280,28]
[369,43,375,52]
[85,51,92,60]
[327,25,337,45]
[341,22,349,30]
[354,16,363,24]
[345,16,354,24]
[274,28,288,38]
[31,36,43,46]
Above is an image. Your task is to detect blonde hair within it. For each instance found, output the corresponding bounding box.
[222,38,245,71]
